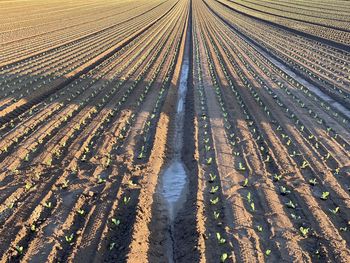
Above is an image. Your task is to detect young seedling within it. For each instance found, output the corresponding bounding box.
[77,209,85,216]
[210,186,219,194]
[65,233,74,244]
[111,218,120,226]
[109,242,116,250]
[250,202,255,212]
[220,253,228,262]
[44,202,52,209]
[309,178,317,186]
[280,186,290,196]
[15,245,24,255]
[213,211,220,220]
[329,206,340,215]
[97,176,106,184]
[123,196,130,204]
[273,174,282,182]
[237,162,246,171]
[299,226,309,237]
[206,157,213,165]
[257,225,263,232]
[263,155,271,163]
[210,197,219,205]
[300,160,309,169]
[30,224,36,232]
[25,182,32,191]
[265,249,271,256]
[286,200,296,209]
[216,232,226,244]
[61,180,69,189]
[209,173,216,183]
[290,213,301,220]
[205,145,211,152]
[242,178,248,187]
[320,192,329,200]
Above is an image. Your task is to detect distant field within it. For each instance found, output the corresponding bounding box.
[0,0,349,262]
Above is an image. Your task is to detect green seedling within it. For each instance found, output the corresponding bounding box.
[300,161,309,169]
[206,157,213,165]
[250,202,255,212]
[62,180,69,189]
[65,233,74,244]
[237,162,246,171]
[257,225,263,232]
[265,249,271,256]
[210,197,219,205]
[123,196,130,204]
[77,209,85,216]
[97,176,106,184]
[263,155,271,163]
[137,152,144,159]
[329,206,340,214]
[309,178,317,186]
[286,200,296,209]
[15,245,24,255]
[109,242,116,250]
[247,192,252,203]
[320,192,329,200]
[205,145,211,152]
[339,227,347,232]
[213,211,220,220]
[210,186,219,194]
[273,174,282,182]
[44,202,52,209]
[25,182,32,191]
[111,218,120,226]
[216,232,226,244]
[30,224,36,232]
[290,213,301,220]
[209,173,216,183]
[299,226,309,237]
[220,253,228,262]
[280,186,290,196]
[242,178,248,187]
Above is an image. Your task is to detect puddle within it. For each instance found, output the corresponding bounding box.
[157,17,191,263]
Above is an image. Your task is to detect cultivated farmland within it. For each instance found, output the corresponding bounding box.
[0,0,349,262]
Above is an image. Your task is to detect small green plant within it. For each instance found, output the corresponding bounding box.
[299,226,309,237]
[216,232,226,244]
[210,186,219,194]
[77,209,85,216]
[247,192,252,203]
[257,225,263,232]
[209,173,216,182]
[265,249,271,256]
[30,224,36,232]
[237,162,246,171]
[309,178,317,186]
[273,174,282,182]
[320,192,329,200]
[300,160,309,169]
[242,178,248,187]
[329,206,340,214]
[109,242,116,250]
[280,186,290,196]
[123,196,130,204]
[213,211,220,220]
[111,218,120,226]
[15,245,24,255]
[44,202,52,209]
[65,233,74,244]
[220,253,228,262]
[210,197,219,205]
[286,200,296,209]
[250,202,255,212]
[62,180,69,189]
[206,157,213,165]
[97,176,106,184]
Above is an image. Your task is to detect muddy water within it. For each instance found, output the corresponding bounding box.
[158,21,190,263]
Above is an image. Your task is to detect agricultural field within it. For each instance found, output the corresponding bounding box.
[0,0,349,262]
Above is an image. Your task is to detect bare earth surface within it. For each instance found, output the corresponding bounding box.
[0,0,349,262]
